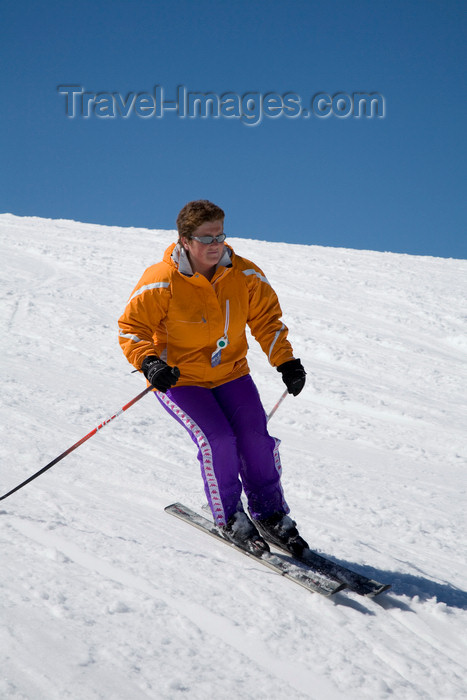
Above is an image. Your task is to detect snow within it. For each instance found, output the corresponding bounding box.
[0,212,466,699]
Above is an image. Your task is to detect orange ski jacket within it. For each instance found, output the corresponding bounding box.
[118,242,295,388]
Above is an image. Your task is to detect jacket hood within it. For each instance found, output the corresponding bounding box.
[164,242,233,277]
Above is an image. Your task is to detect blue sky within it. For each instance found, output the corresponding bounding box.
[1,0,466,258]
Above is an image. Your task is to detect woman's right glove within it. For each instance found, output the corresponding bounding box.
[277,358,306,396]
[141,356,180,392]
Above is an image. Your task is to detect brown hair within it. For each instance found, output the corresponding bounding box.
[176,200,225,242]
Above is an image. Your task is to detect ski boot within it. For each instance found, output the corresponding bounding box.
[222,511,270,557]
[254,512,309,557]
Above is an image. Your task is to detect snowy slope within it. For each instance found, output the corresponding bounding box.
[0,213,466,700]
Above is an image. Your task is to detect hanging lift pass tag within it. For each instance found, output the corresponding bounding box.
[211,336,228,367]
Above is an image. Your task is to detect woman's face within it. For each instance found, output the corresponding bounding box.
[182,219,225,276]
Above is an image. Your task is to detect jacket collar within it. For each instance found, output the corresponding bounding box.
[171,243,232,277]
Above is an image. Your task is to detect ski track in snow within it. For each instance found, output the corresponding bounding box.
[0,213,466,699]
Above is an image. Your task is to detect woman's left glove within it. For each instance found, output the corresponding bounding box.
[141,356,180,392]
[277,359,306,396]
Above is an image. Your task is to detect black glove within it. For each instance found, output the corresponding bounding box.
[277,358,306,396]
[141,356,180,392]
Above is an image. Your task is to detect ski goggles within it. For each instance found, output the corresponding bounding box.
[191,233,227,244]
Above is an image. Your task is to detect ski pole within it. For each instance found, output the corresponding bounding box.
[0,386,154,501]
[267,388,288,422]
[1,384,287,502]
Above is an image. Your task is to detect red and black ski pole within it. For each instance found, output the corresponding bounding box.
[1,383,288,502]
[0,386,154,501]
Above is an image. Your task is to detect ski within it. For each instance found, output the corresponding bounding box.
[270,542,391,597]
[165,503,345,598]
[199,503,390,597]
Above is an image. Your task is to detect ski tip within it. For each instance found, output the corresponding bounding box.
[164,502,183,513]
[364,583,392,598]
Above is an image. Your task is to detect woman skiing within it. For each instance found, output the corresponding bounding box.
[118,199,308,556]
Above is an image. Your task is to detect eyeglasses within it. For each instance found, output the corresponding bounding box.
[191,233,227,245]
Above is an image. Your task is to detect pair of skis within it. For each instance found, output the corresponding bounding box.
[165,502,391,598]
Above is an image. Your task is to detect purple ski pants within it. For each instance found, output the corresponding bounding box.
[156,374,289,527]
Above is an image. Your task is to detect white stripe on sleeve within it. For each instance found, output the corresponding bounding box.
[119,331,143,343]
[268,323,285,361]
[242,269,270,285]
[128,281,170,303]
